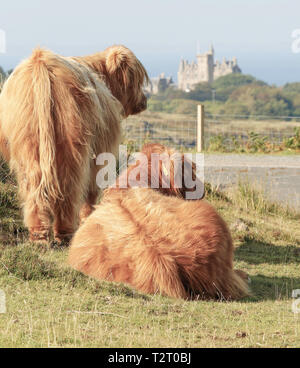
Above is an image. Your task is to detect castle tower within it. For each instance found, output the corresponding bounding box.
[178,59,185,90]
[178,59,185,72]
[196,48,214,84]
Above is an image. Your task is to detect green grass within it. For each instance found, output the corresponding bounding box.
[0,182,299,348]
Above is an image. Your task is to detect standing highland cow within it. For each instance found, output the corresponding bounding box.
[0,45,148,243]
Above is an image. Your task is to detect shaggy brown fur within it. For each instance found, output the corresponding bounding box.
[0,45,148,242]
[68,189,249,300]
[115,143,204,199]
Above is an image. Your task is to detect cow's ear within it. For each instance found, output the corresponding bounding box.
[105,45,130,90]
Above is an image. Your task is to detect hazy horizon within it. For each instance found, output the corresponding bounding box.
[0,0,299,86]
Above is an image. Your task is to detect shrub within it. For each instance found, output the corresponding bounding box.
[283,127,300,150]
[228,85,293,118]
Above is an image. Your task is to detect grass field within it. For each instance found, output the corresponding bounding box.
[0,179,299,348]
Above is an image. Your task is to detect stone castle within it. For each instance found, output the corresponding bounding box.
[178,45,241,91]
[146,73,173,95]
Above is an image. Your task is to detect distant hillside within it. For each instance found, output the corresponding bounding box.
[148,74,300,119]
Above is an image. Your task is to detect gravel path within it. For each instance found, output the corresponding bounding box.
[204,154,300,210]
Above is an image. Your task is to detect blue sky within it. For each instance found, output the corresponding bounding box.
[0,0,299,85]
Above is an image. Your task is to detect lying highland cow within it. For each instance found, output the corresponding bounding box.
[68,144,249,300]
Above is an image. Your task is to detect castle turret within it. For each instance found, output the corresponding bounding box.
[179,59,185,72]
[178,59,185,89]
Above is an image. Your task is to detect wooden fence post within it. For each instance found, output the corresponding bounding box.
[197,104,204,152]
